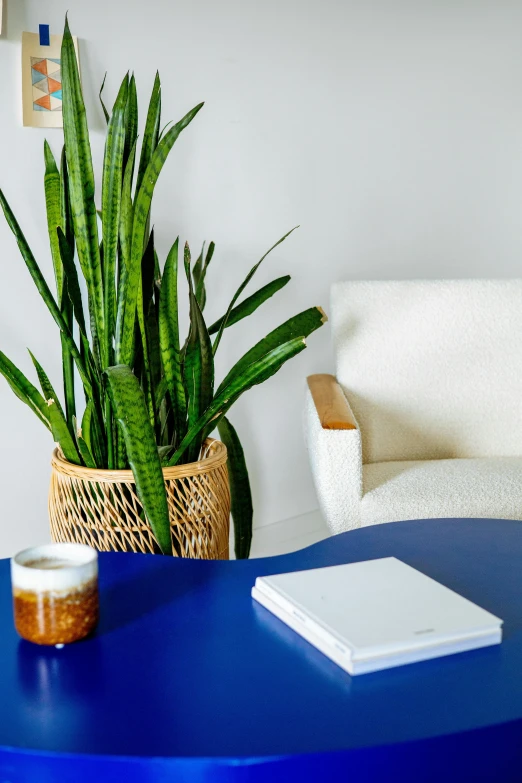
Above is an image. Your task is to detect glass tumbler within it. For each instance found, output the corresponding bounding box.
[11,543,98,645]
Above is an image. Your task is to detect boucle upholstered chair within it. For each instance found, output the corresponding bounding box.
[305,280,522,534]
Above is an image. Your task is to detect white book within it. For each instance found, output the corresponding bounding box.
[252,557,502,675]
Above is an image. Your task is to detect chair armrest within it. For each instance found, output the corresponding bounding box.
[307,374,357,430]
[304,376,362,533]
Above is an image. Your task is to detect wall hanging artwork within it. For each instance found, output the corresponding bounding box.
[21,27,79,128]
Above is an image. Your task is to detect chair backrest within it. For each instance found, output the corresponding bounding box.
[331,280,522,464]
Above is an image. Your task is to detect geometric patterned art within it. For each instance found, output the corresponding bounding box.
[31,57,62,112]
[22,31,78,128]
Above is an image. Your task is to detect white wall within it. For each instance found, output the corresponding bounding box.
[1,0,522,557]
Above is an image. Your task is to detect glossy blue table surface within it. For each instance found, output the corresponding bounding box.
[1,517,522,782]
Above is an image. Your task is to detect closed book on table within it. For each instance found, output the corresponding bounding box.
[252,557,502,675]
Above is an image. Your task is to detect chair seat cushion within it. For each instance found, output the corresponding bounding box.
[361,457,522,527]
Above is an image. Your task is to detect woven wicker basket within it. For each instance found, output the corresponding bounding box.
[49,439,230,559]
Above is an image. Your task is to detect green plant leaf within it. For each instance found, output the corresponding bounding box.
[28,350,67,423]
[47,146,76,430]
[57,227,87,336]
[0,351,50,430]
[167,336,306,466]
[208,275,291,335]
[196,241,215,312]
[72,414,97,468]
[58,227,103,424]
[76,433,97,468]
[192,243,205,287]
[60,281,76,430]
[61,16,106,366]
[81,402,96,460]
[46,398,81,464]
[102,72,129,360]
[191,241,215,312]
[0,188,94,400]
[99,72,110,123]
[136,72,161,194]
[159,238,187,441]
[28,351,80,463]
[106,364,171,554]
[60,147,74,249]
[43,141,64,304]
[124,74,138,170]
[217,306,326,396]
[135,231,157,427]
[116,100,204,365]
[183,243,214,461]
[91,406,107,468]
[155,377,168,412]
[212,228,298,355]
[118,139,137,274]
[217,416,253,559]
[141,231,162,398]
[158,120,174,141]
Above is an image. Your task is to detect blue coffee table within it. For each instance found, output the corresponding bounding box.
[1,517,522,782]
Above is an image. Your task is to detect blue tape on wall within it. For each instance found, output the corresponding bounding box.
[39,24,50,46]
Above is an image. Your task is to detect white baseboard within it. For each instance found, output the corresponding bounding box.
[230,509,329,559]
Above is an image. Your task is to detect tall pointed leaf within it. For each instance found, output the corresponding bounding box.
[136,72,161,194]
[60,147,74,249]
[99,72,110,123]
[167,336,306,466]
[192,243,204,285]
[46,399,81,464]
[0,351,50,430]
[61,17,105,366]
[136,231,157,426]
[119,138,137,276]
[183,243,214,460]
[217,306,326,396]
[116,101,204,365]
[218,416,253,559]
[28,352,79,464]
[58,225,103,417]
[192,242,205,308]
[212,227,298,354]
[58,146,76,427]
[0,188,93,399]
[142,230,162,396]
[76,433,97,468]
[60,281,76,429]
[124,74,138,172]
[158,120,174,142]
[102,72,128,359]
[57,227,87,336]
[89,404,107,468]
[208,275,290,335]
[43,141,63,303]
[159,239,186,441]
[194,241,215,311]
[28,350,67,425]
[59,233,104,432]
[81,402,96,461]
[106,365,171,554]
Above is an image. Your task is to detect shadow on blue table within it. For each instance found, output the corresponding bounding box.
[97,556,210,635]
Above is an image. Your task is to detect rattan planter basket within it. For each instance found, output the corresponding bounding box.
[49,439,230,559]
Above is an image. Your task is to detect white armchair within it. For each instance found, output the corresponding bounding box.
[305,280,522,534]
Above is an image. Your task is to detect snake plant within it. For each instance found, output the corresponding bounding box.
[0,16,326,557]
